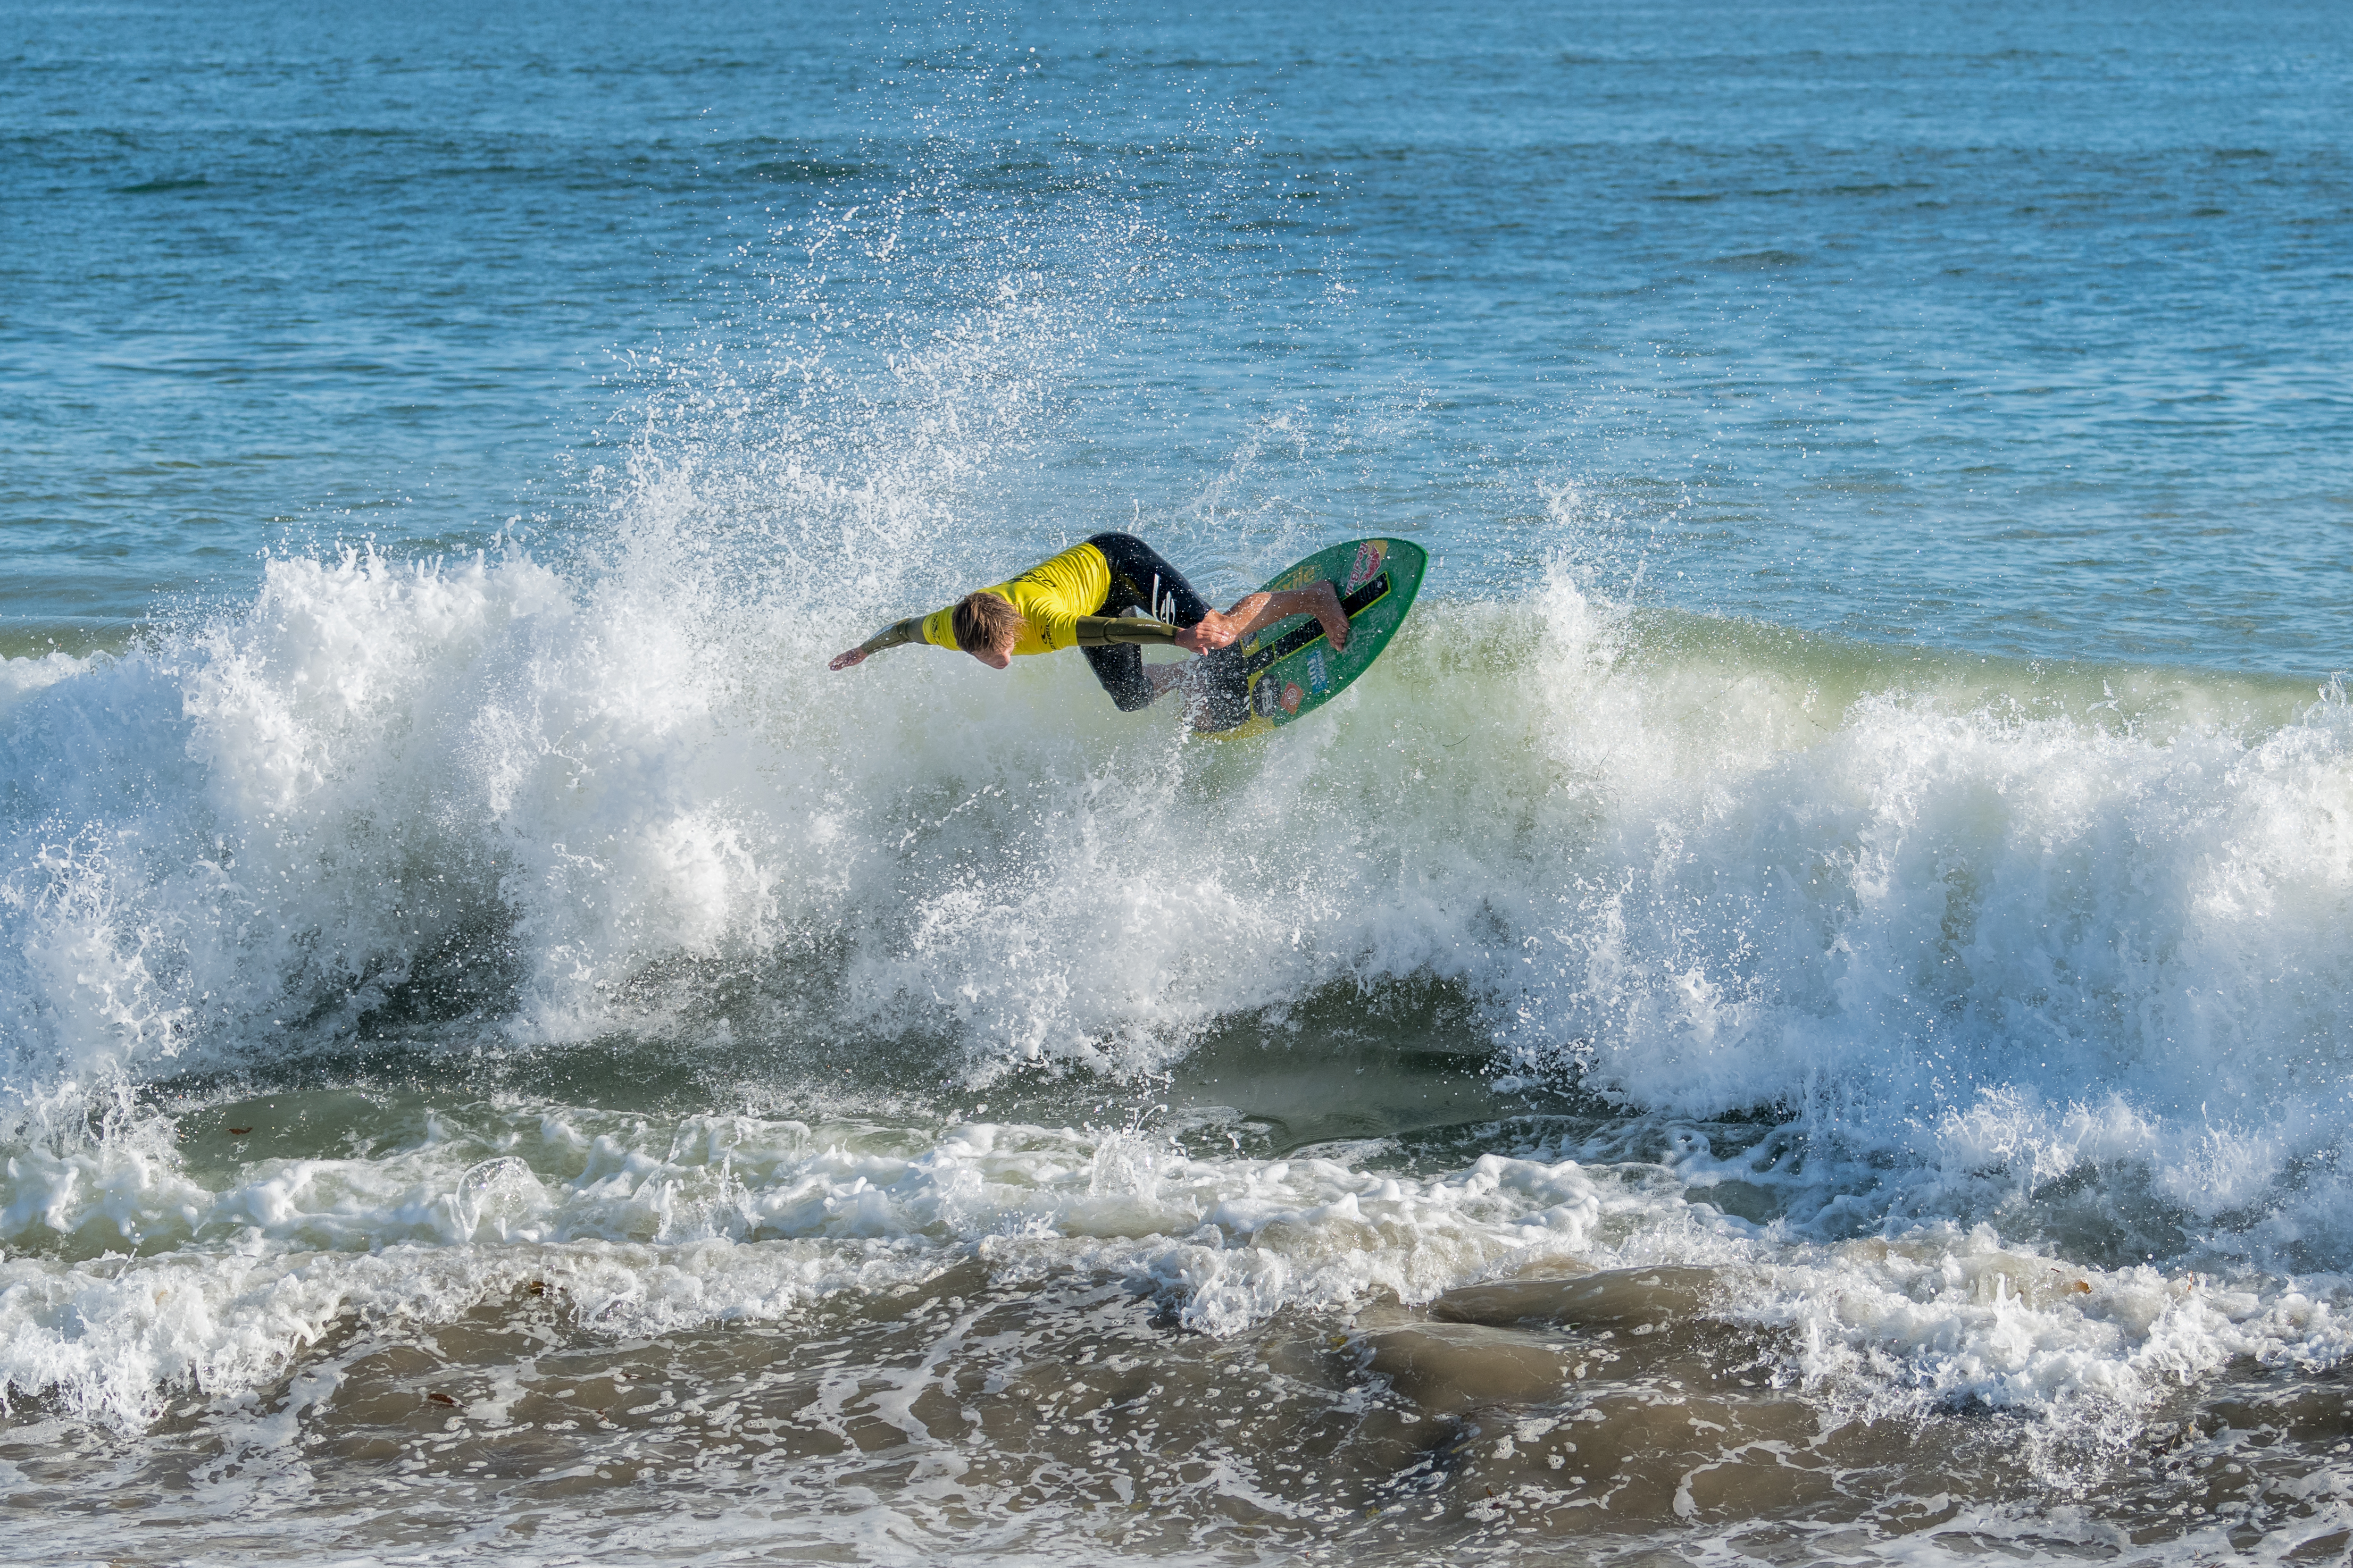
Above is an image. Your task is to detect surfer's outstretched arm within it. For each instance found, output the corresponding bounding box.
[829,617,925,670]
[1178,582,1349,653]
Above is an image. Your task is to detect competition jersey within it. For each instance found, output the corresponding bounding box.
[920,541,1112,655]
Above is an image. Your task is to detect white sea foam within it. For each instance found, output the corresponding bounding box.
[3,1089,2346,1475]
[4,466,2352,1469]
[9,493,2348,1131]
[0,1096,1614,1427]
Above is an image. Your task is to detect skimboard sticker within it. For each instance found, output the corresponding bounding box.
[1204,536,1428,739]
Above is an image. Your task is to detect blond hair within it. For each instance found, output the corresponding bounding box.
[951,590,1025,653]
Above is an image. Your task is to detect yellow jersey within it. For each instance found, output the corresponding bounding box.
[919,541,1112,656]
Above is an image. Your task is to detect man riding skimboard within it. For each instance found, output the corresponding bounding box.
[829,532,1347,728]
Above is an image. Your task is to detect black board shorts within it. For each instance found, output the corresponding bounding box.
[1081,533,1213,711]
[1080,532,1254,729]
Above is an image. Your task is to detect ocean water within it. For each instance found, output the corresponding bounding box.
[4,1,2352,1563]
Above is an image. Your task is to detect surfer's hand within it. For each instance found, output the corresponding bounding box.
[1175,614,1237,653]
[829,647,866,671]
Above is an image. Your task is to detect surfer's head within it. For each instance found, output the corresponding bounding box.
[952,590,1024,669]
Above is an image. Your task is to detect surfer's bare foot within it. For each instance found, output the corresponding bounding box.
[1212,584,1352,650]
[828,647,867,670]
[1309,581,1349,650]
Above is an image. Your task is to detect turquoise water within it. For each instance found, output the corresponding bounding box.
[4,3,2352,1564]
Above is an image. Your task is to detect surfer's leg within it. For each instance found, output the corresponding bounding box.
[1218,582,1349,650]
[1080,534,1256,719]
[1186,647,1252,732]
[1081,637,1242,723]
[1080,534,1217,713]
[1085,533,1214,626]
[1081,643,1156,712]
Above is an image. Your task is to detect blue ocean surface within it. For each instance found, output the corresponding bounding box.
[3,2,2352,1564]
[9,0,2349,665]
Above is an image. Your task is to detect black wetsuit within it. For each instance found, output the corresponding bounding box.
[1086,532,1255,729]
[1081,533,1215,712]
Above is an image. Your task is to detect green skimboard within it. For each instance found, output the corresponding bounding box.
[1206,537,1426,738]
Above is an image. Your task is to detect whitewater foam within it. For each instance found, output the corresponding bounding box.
[11,1081,2338,1447]
[6,534,2351,1206]
[4,496,2352,1560]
